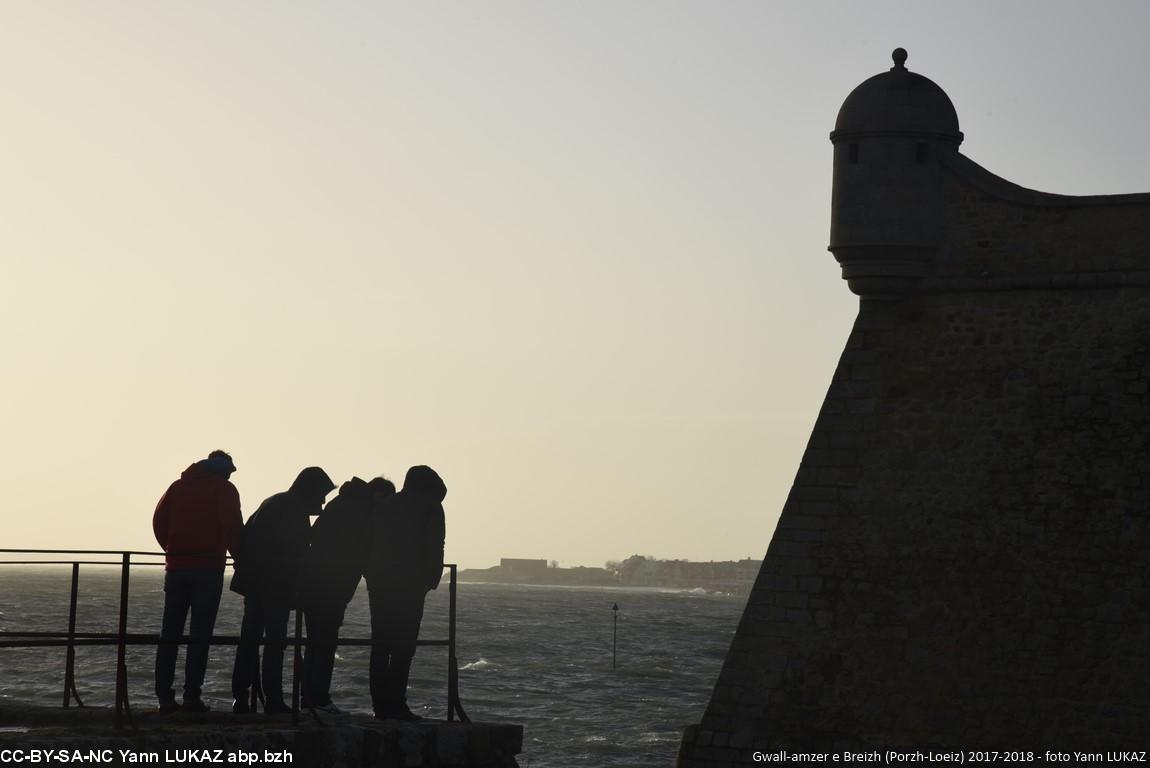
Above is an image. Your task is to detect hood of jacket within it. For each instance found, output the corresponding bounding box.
[180,460,226,483]
[289,466,336,499]
[402,465,447,503]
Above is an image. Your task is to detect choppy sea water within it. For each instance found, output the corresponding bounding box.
[0,567,744,767]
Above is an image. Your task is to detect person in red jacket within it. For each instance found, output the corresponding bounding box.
[152,449,242,713]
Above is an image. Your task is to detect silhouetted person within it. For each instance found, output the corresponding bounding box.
[152,449,242,713]
[364,466,446,720]
[229,466,334,713]
[298,476,395,713]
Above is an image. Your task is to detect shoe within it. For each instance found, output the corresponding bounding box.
[380,703,421,722]
[311,701,345,715]
[231,699,251,714]
[394,704,421,722]
[264,700,292,715]
[158,699,180,714]
[181,698,210,713]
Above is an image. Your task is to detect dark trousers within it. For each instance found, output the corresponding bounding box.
[368,589,426,715]
[302,604,345,707]
[154,568,224,703]
[231,595,292,705]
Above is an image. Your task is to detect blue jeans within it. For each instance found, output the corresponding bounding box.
[154,568,224,702]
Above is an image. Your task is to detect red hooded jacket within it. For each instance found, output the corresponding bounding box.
[153,461,243,570]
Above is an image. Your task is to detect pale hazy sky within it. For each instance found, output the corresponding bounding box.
[2,2,1149,569]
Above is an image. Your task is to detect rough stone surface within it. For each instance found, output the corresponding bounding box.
[680,53,1150,764]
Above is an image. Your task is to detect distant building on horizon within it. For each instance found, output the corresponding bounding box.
[498,558,549,579]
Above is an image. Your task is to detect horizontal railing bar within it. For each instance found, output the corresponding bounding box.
[0,630,449,643]
[0,549,171,556]
[0,553,457,572]
[0,548,456,567]
[0,639,126,648]
[0,637,449,648]
[0,561,152,566]
[1,632,161,638]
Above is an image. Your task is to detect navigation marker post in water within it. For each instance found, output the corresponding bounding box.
[612,603,619,669]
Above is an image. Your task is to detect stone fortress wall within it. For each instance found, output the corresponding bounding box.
[679,50,1150,763]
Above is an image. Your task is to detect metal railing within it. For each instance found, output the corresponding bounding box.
[0,549,469,728]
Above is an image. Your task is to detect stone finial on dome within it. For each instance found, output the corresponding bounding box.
[831,48,962,143]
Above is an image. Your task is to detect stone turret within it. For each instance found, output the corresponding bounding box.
[829,48,963,295]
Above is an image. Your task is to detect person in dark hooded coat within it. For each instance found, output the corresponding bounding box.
[363,465,446,720]
[229,466,335,713]
[297,476,395,712]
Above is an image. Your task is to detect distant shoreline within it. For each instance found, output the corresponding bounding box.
[456,579,741,595]
[460,556,763,595]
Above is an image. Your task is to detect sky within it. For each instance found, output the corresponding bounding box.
[2,2,1149,570]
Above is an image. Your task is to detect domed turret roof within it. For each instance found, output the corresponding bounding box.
[832,48,962,144]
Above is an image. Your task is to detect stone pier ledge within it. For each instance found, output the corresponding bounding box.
[0,702,523,767]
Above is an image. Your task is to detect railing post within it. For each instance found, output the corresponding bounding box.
[448,564,457,722]
[62,562,81,708]
[114,552,131,728]
[291,608,302,724]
